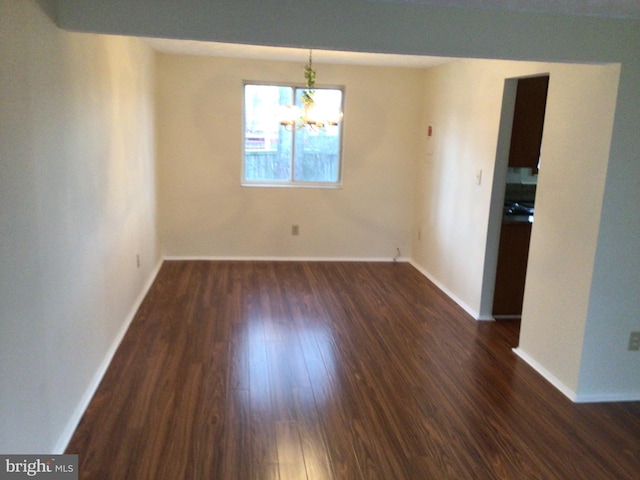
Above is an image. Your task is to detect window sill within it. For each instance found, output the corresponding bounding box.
[241,182,343,190]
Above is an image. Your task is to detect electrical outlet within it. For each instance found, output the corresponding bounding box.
[628,332,640,351]
[291,225,299,236]
[136,254,140,269]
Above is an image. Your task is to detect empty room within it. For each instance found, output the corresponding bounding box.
[1,0,640,478]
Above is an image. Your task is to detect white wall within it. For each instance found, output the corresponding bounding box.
[30,0,640,403]
[576,59,640,401]
[412,59,513,316]
[0,0,160,452]
[518,63,621,398]
[411,59,620,397]
[156,54,419,259]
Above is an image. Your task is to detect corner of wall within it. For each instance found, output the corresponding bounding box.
[55,259,164,453]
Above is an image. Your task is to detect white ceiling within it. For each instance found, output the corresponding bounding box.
[143,38,454,68]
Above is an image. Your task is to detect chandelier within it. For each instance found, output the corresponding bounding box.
[279,50,342,131]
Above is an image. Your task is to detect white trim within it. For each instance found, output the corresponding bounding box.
[512,347,578,402]
[408,260,483,321]
[240,181,343,190]
[573,391,640,403]
[242,83,345,188]
[163,255,411,263]
[516,346,640,402]
[54,258,164,454]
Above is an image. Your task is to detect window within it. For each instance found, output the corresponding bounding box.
[243,84,343,187]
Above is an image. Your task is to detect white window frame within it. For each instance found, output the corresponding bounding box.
[242,81,345,189]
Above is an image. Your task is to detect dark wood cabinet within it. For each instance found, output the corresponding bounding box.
[508,76,549,170]
[492,222,532,317]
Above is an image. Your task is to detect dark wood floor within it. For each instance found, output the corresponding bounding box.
[66,261,640,479]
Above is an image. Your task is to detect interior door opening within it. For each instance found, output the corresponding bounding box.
[482,74,550,320]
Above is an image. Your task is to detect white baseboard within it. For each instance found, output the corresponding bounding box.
[54,258,164,454]
[512,347,578,402]
[573,391,640,403]
[408,260,483,321]
[163,255,411,263]
[514,348,640,403]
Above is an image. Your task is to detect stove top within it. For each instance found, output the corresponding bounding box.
[504,201,534,216]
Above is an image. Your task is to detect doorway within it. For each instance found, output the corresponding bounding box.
[483,75,549,319]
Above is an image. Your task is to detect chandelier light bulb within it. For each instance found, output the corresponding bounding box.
[279,50,342,131]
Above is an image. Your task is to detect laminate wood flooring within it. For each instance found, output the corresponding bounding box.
[66,261,640,479]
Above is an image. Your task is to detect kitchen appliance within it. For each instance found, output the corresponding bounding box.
[504,201,534,216]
